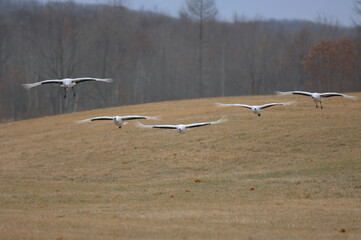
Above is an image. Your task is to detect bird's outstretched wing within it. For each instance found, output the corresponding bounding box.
[22,79,63,89]
[135,121,176,129]
[260,101,294,109]
[185,116,227,129]
[72,78,113,84]
[76,117,113,123]
[216,103,252,109]
[121,116,158,121]
[320,92,357,99]
[276,91,312,97]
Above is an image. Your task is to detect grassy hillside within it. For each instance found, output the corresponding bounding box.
[0,93,360,240]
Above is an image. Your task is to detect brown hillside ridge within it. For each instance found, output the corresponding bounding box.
[0,93,360,239]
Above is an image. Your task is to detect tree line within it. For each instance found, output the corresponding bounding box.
[0,0,360,122]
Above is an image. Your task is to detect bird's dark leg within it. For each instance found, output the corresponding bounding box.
[320,101,323,109]
[258,113,261,117]
[64,88,67,98]
[72,87,76,97]
[118,125,122,129]
[315,102,318,108]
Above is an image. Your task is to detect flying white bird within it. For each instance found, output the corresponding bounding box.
[135,116,227,134]
[22,77,113,98]
[77,115,158,128]
[275,91,357,109]
[216,102,293,116]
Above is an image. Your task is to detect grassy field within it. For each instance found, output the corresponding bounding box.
[0,93,360,240]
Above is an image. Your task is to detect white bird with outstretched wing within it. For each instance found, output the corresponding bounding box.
[216,102,293,116]
[77,115,158,128]
[276,91,356,109]
[22,77,113,98]
[135,116,227,133]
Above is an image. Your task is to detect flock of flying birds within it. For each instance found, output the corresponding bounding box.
[22,77,357,134]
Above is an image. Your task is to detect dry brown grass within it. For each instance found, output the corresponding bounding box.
[0,93,360,240]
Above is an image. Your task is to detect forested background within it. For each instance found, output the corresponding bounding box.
[0,0,360,122]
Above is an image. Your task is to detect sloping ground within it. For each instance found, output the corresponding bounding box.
[0,93,360,240]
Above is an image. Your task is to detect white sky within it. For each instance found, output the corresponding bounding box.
[47,0,357,27]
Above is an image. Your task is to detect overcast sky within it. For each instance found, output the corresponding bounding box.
[50,0,357,26]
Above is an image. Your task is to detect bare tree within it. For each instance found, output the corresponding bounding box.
[34,2,84,114]
[352,0,361,26]
[181,0,217,97]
